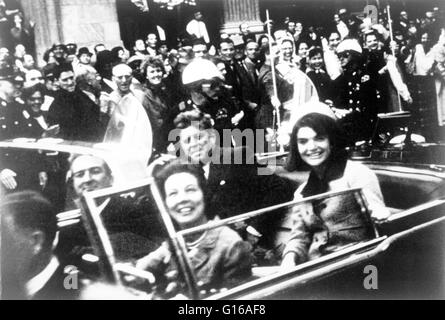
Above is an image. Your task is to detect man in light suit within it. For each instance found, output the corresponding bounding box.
[186,11,210,44]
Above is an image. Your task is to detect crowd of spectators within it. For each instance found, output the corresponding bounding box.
[1,4,444,151]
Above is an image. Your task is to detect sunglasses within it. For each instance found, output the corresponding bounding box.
[337,52,351,59]
[189,81,220,92]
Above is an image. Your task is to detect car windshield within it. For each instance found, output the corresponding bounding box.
[81,182,377,300]
[176,187,378,299]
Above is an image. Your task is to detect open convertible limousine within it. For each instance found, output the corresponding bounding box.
[1,140,444,299]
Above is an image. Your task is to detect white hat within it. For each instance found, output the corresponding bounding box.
[182,59,224,85]
[336,39,363,54]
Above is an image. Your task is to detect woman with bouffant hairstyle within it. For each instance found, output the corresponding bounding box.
[281,108,389,268]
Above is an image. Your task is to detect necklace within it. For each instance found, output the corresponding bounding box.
[186,231,208,250]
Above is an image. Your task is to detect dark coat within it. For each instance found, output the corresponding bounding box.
[234,58,261,130]
[306,69,335,102]
[235,58,260,105]
[0,99,47,193]
[57,196,165,266]
[142,84,174,153]
[47,89,104,142]
[333,65,379,142]
[256,63,275,129]
[0,98,43,140]
[205,147,294,215]
[223,60,243,100]
[205,148,297,246]
[0,148,46,193]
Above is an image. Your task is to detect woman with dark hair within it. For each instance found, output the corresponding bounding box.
[136,160,252,295]
[281,108,389,268]
[110,46,129,64]
[258,34,269,47]
[140,56,173,153]
[295,40,309,71]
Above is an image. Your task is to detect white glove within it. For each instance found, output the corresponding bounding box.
[271,96,281,109]
[0,169,18,190]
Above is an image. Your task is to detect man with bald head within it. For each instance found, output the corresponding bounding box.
[105,63,153,164]
[70,154,113,199]
[109,63,144,103]
[107,63,147,116]
[60,153,162,262]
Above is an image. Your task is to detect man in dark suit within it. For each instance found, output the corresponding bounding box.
[1,191,81,300]
[58,154,163,264]
[47,64,104,142]
[165,110,297,247]
[218,38,243,100]
[235,40,261,130]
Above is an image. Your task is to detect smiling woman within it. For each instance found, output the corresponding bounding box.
[281,107,390,268]
[136,160,252,296]
[140,56,172,153]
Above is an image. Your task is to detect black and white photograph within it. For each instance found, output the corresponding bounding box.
[0,0,444,303]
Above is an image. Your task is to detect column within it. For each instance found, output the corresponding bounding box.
[220,0,263,35]
[20,0,63,64]
[20,0,122,66]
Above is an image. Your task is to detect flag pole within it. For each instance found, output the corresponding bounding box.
[387,4,403,112]
[265,9,284,152]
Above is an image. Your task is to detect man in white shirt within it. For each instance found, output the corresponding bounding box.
[105,64,153,165]
[186,11,210,44]
[1,191,80,299]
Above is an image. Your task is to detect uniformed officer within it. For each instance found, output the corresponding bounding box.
[0,65,46,193]
[179,59,244,143]
[332,39,379,144]
[0,65,42,140]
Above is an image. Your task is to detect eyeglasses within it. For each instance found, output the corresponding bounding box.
[113,74,132,81]
[337,52,351,59]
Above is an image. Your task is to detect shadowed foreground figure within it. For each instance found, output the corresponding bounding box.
[1,191,81,300]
